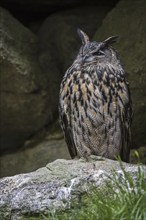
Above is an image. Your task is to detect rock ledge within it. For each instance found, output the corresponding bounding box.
[0,158,145,219]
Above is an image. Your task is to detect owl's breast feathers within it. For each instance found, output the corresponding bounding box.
[59,64,132,161]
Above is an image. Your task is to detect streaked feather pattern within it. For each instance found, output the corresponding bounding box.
[59,29,132,162]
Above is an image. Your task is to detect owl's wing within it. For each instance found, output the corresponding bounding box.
[59,105,77,159]
[119,82,133,162]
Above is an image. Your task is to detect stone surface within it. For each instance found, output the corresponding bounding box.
[0,158,145,220]
[38,5,111,74]
[0,132,70,178]
[0,7,59,152]
[94,0,146,148]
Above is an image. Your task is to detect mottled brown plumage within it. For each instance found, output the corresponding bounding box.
[59,29,132,162]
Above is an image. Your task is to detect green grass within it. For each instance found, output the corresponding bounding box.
[36,162,146,220]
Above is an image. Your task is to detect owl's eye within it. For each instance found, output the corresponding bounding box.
[92,50,105,56]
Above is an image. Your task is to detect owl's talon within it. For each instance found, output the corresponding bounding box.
[79,155,105,162]
[89,155,105,161]
[79,157,88,162]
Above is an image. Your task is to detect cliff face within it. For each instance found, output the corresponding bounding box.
[0,7,58,152]
[0,0,145,177]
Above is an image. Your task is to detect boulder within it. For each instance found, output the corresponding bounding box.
[94,0,146,148]
[38,5,111,74]
[0,157,145,219]
[0,7,58,152]
[0,131,70,178]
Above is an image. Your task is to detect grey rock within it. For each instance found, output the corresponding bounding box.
[0,132,70,178]
[0,7,58,151]
[39,5,111,74]
[0,158,145,219]
[94,0,146,148]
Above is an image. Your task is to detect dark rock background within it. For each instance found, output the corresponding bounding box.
[0,0,146,177]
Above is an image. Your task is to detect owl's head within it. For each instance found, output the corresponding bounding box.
[77,29,119,66]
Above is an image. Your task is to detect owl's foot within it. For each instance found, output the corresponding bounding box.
[79,155,105,162]
[88,155,105,162]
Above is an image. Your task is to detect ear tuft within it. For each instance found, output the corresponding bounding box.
[103,36,119,45]
[77,29,89,45]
